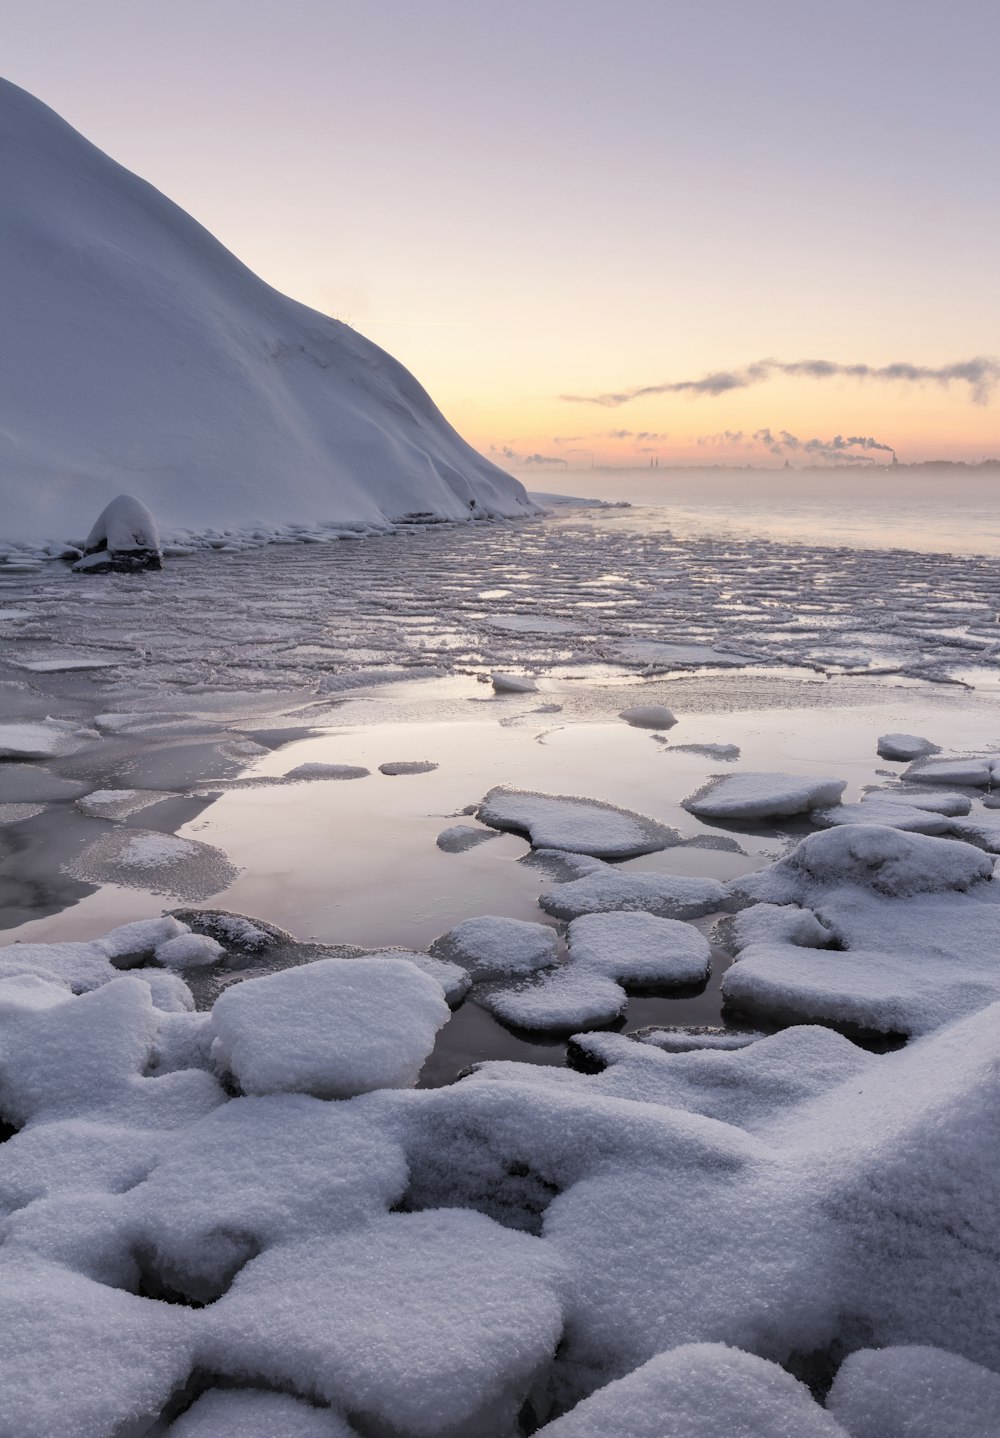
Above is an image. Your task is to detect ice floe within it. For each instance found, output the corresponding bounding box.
[0,717,98,760]
[435,823,500,853]
[618,703,677,729]
[877,732,940,761]
[430,916,558,980]
[685,771,847,821]
[540,869,728,920]
[478,786,679,858]
[378,760,439,775]
[67,828,240,902]
[490,671,538,693]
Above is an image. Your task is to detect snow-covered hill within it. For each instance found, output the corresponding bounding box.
[0,79,535,548]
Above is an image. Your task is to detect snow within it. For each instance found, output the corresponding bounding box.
[540,868,727,920]
[619,703,677,729]
[479,967,628,1030]
[567,911,711,985]
[76,788,174,819]
[0,717,97,759]
[827,1345,1000,1438]
[685,771,847,820]
[478,787,679,858]
[877,732,940,761]
[167,1389,357,1437]
[0,79,535,547]
[722,827,1000,1034]
[358,948,472,1006]
[536,1343,847,1436]
[154,933,226,969]
[208,957,450,1097]
[430,916,558,980]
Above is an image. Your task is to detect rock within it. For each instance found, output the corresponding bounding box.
[72,494,162,574]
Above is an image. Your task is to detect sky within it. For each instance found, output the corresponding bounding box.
[3,0,999,470]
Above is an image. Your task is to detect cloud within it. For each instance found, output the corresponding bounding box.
[489,444,567,467]
[697,430,748,447]
[560,356,1000,407]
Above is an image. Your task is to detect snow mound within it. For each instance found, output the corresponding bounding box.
[203,1210,565,1438]
[685,771,847,820]
[208,957,450,1097]
[478,787,679,859]
[167,1389,356,1437]
[0,78,535,546]
[536,1343,846,1437]
[827,1345,1000,1438]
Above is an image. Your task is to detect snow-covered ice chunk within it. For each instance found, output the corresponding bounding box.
[167,1389,353,1436]
[74,494,162,573]
[685,771,847,820]
[167,1389,357,1436]
[359,947,472,1006]
[203,1210,564,1438]
[903,755,1000,787]
[378,759,439,775]
[436,823,500,853]
[67,827,240,901]
[870,789,971,815]
[479,967,627,1030]
[724,902,834,953]
[478,787,679,859]
[730,825,993,904]
[76,787,173,820]
[208,957,450,1097]
[945,812,1000,852]
[0,717,97,760]
[811,797,954,834]
[660,741,741,761]
[430,916,557,981]
[877,732,940,761]
[536,1343,846,1437]
[154,932,225,969]
[0,801,43,823]
[619,704,677,729]
[284,761,369,780]
[827,1345,1000,1438]
[540,869,727,921]
[490,671,538,693]
[567,912,711,986]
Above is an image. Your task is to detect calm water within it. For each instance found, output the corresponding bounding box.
[528,466,1000,556]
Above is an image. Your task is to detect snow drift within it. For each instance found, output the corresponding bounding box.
[0,79,535,547]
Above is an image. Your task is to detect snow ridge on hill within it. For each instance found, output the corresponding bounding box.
[0,78,535,548]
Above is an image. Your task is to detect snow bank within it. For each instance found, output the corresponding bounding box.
[0,78,535,547]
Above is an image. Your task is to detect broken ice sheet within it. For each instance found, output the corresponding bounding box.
[478,786,680,859]
[66,828,240,902]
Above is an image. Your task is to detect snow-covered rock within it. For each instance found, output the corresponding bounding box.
[72,494,162,574]
[567,912,711,986]
[877,732,940,762]
[619,704,677,729]
[685,771,847,821]
[208,957,450,1097]
[478,787,679,859]
[378,760,439,776]
[167,1389,356,1437]
[154,933,226,969]
[0,78,535,547]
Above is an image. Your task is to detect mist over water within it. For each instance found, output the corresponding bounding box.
[522,465,1000,556]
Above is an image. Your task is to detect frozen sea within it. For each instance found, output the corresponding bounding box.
[3,500,1000,1434]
